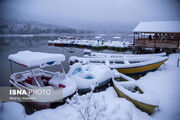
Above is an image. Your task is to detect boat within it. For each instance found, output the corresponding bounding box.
[8,51,77,112]
[84,51,167,58]
[48,38,132,50]
[84,49,91,55]
[69,55,168,75]
[67,63,113,93]
[112,71,159,114]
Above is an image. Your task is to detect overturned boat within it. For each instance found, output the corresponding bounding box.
[112,71,159,114]
[69,55,168,75]
[8,51,77,112]
[68,63,113,93]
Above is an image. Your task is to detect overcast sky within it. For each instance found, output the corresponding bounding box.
[1,0,180,30]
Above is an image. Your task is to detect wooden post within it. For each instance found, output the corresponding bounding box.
[133,32,135,46]
[177,33,179,48]
[177,58,179,67]
[154,32,158,52]
[144,32,146,47]
[133,33,135,48]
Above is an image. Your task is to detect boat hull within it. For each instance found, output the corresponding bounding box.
[113,83,157,114]
[116,60,166,75]
[78,78,112,93]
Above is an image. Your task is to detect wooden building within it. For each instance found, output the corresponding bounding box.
[133,21,180,52]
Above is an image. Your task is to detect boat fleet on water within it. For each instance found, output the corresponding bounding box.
[8,49,168,114]
[48,37,133,50]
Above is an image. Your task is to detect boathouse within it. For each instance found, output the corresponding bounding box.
[133,21,180,52]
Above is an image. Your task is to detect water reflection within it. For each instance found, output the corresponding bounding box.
[0,35,131,86]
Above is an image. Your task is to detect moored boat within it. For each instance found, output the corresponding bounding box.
[68,63,113,93]
[84,51,166,58]
[112,71,159,114]
[48,38,132,50]
[8,51,77,113]
[69,55,168,75]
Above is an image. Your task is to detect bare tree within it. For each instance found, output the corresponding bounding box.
[67,85,106,120]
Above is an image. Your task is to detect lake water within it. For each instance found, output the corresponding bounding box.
[0,35,132,86]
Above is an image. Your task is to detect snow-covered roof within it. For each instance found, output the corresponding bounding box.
[8,51,65,68]
[133,21,180,33]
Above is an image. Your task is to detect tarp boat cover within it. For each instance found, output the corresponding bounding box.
[8,51,65,68]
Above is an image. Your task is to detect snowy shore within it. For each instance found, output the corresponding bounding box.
[0,53,180,120]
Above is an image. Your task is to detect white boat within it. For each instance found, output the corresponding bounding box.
[69,55,168,75]
[84,51,166,58]
[8,51,77,110]
[48,39,132,49]
[67,63,113,93]
[84,49,91,55]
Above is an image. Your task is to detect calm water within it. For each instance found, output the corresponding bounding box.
[0,35,132,86]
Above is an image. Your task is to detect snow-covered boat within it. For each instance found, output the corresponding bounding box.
[84,51,166,58]
[84,49,91,55]
[112,71,159,114]
[68,63,113,93]
[48,39,132,51]
[69,56,168,75]
[8,51,77,111]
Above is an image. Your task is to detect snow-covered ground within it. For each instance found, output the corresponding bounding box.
[0,53,180,120]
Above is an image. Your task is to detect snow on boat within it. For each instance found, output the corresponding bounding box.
[67,63,113,93]
[112,71,159,114]
[48,39,132,50]
[84,50,166,58]
[84,49,91,55]
[69,55,168,75]
[8,51,77,109]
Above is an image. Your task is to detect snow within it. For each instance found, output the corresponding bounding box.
[68,63,113,89]
[113,69,136,81]
[110,56,168,68]
[113,36,121,39]
[113,80,159,106]
[0,102,26,120]
[88,52,167,58]
[70,55,168,69]
[8,51,65,68]
[1,53,180,120]
[48,39,133,48]
[133,21,180,33]
[48,76,77,98]
[113,70,159,106]
[84,49,91,53]
[136,53,180,120]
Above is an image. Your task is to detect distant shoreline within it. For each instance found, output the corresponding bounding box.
[0,33,98,37]
[0,34,68,37]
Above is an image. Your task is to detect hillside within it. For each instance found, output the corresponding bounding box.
[0,19,93,34]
